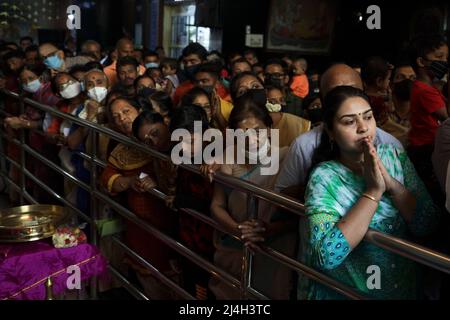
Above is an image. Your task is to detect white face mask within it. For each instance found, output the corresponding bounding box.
[23,79,42,93]
[87,86,108,103]
[245,137,271,164]
[60,81,81,99]
[265,102,282,113]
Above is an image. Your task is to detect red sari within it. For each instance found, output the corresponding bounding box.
[100,143,176,272]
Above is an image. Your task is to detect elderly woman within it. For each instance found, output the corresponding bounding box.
[100,97,177,299]
[4,64,62,203]
[299,86,439,299]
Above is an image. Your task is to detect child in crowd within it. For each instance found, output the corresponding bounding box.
[290,57,309,99]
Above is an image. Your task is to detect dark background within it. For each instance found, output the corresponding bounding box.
[65,0,450,71]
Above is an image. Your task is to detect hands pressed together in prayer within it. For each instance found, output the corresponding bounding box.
[362,136,397,200]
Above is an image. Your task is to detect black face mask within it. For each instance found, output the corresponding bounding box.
[393,79,413,102]
[138,86,157,98]
[184,64,201,80]
[264,74,284,87]
[236,88,267,107]
[308,108,323,124]
[428,60,448,81]
[201,85,215,95]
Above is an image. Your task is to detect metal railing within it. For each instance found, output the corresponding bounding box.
[1,88,449,301]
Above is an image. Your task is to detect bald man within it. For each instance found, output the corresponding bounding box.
[39,43,92,76]
[274,64,403,192]
[103,38,145,87]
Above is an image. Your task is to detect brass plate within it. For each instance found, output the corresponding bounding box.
[0,205,70,243]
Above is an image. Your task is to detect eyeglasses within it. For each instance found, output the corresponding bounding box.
[265,73,284,79]
[58,79,77,91]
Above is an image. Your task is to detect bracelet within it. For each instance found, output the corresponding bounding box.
[361,193,379,203]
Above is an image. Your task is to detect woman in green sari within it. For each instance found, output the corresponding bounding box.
[299,86,439,300]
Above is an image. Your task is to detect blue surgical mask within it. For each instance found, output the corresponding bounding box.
[145,62,159,69]
[44,54,63,70]
[23,79,42,93]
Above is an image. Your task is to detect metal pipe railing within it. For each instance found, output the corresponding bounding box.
[1,88,449,301]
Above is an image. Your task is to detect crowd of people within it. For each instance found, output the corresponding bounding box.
[0,32,449,300]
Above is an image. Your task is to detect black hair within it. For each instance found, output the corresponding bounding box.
[107,96,141,125]
[3,50,25,61]
[228,91,273,130]
[361,56,390,87]
[69,64,87,78]
[231,57,252,70]
[303,93,321,110]
[194,62,220,78]
[116,56,139,71]
[160,58,178,71]
[408,34,447,69]
[85,61,104,71]
[4,42,19,50]
[24,45,38,54]
[18,63,46,79]
[310,86,370,176]
[105,87,130,107]
[265,84,284,95]
[20,36,33,43]
[134,74,156,89]
[149,91,173,114]
[243,49,257,57]
[169,104,209,133]
[143,50,159,59]
[230,71,264,102]
[51,72,73,94]
[181,87,212,106]
[264,58,288,75]
[181,42,208,61]
[132,110,164,140]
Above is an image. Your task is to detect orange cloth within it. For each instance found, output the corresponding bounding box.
[104,61,146,88]
[172,80,195,107]
[173,81,231,107]
[290,74,309,99]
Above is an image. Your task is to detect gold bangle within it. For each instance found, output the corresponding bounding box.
[361,193,379,203]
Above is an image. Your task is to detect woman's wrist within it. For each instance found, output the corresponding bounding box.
[364,188,383,201]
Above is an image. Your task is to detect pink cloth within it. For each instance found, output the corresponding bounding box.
[0,240,107,300]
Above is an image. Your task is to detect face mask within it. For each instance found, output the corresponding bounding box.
[88,86,108,103]
[308,108,323,124]
[44,54,63,70]
[428,60,448,80]
[264,75,284,87]
[138,86,157,97]
[245,137,270,164]
[80,81,85,92]
[60,81,81,99]
[202,85,215,95]
[23,79,41,93]
[265,102,282,113]
[184,64,201,80]
[393,79,413,101]
[145,62,159,69]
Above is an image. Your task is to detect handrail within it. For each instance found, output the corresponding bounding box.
[1,88,449,301]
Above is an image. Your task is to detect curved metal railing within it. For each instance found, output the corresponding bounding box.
[1,88,449,300]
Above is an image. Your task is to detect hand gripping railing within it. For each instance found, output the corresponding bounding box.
[1,88,449,301]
